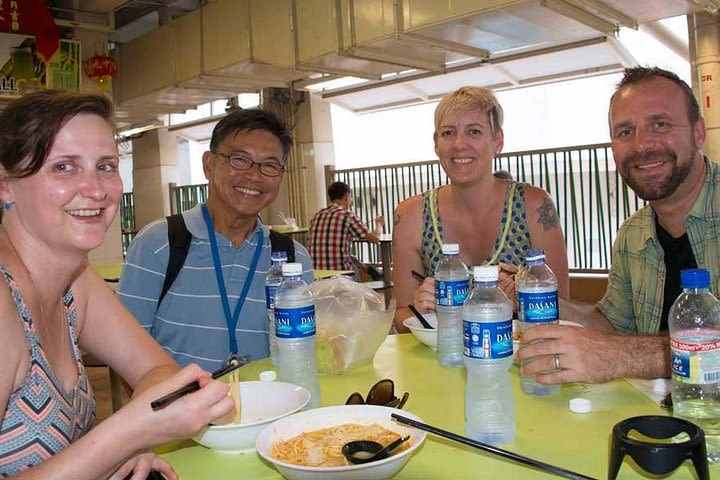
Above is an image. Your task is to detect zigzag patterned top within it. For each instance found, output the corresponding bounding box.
[0,266,95,477]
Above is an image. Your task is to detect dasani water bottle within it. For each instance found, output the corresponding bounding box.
[669,268,720,463]
[517,249,560,396]
[265,251,287,366]
[463,265,515,445]
[274,262,321,408]
[435,243,469,367]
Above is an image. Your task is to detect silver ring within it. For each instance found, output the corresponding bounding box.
[553,354,561,370]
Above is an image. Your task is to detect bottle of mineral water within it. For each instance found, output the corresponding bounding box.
[669,268,720,463]
[265,251,287,366]
[435,243,469,367]
[516,249,560,396]
[274,262,321,408]
[463,265,515,445]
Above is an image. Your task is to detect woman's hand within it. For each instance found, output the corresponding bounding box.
[412,277,436,313]
[121,364,234,449]
[497,263,518,311]
[109,452,176,480]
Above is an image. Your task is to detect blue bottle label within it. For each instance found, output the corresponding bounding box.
[435,279,469,307]
[518,290,558,323]
[275,305,316,339]
[265,285,279,309]
[463,319,513,359]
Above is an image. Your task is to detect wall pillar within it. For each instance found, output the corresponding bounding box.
[689,12,720,163]
[131,129,179,230]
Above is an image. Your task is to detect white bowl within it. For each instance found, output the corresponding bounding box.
[256,405,427,480]
[193,381,309,454]
[403,312,437,350]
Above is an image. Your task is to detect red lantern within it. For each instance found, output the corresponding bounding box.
[84,55,118,91]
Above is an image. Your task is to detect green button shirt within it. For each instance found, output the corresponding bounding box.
[597,158,720,333]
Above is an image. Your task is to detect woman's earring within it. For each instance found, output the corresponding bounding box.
[3,202,12,210]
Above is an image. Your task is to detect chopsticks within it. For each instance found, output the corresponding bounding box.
[410,270,426,282]
[408,304,434,330]
[150,356,249,411]
[391,414,596,480]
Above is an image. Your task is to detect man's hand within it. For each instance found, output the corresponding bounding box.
[517,323,670,384]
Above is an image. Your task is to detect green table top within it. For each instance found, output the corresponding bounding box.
[159,334,717,479]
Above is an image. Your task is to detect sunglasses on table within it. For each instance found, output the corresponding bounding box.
[345,378,409,409]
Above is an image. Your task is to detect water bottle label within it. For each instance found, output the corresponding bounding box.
[275,305,316,339]
[435,279,469,307]
[670,337,720,384]
[518,290,558,323]
[265,284,279,309]
[463,320,513,359]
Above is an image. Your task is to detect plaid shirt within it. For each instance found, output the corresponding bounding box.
[308,204,371,270]
[597,158,720,333]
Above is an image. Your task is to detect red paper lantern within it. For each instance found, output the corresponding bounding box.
[84,55,118,91]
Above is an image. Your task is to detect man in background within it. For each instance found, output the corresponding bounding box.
[308,181,383,276]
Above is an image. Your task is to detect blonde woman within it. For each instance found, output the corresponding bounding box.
[392,86,569,332]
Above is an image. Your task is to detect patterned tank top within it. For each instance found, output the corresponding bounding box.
[420,182,532,276]
[0,266,95,477]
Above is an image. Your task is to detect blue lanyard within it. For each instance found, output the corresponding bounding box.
[201,204,264,355]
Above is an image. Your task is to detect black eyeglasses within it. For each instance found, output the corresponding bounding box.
[213,151,286,177]
[346,379,409,409]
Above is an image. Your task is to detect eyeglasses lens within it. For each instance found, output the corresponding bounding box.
[366,379,395,406]
[345,392,365,405]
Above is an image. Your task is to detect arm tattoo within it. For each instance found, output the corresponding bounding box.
[393,212,401,227]
[536,198,560,231]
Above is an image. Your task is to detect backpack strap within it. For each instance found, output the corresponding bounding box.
[158,213,192,309]
[269,230,295,263]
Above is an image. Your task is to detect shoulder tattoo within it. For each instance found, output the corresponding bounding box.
[536,197,560,231]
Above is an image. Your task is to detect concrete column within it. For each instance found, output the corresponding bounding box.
[131,129,179,230]
[689,12,720,162]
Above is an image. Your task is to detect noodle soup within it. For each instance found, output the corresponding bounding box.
[272,423,411,467]
[256,405,426,480]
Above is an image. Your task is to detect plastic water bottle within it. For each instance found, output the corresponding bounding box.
[516,249,560,396]
[669,268,720,463]
[435,243,469,367]
[265,251,287,366]
[463,265,515,445]
[274,262,321,408]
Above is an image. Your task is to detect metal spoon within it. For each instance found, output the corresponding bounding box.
[342,435,410,464]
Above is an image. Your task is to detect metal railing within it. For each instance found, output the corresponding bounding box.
[167,143,646,271]
[120,192,137,255]
[332,143,645,271]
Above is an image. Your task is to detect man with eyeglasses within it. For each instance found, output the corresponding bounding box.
[119,108,314,370]
[308,181,383,276]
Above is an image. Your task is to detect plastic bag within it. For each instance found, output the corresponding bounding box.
[309,275,395,374]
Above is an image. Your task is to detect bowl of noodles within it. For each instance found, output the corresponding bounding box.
[193,381,310,454]
[256,405,426,480]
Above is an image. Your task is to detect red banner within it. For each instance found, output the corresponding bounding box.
[0,0,59,61]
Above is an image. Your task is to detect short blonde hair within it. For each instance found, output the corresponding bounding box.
[434,86,504,135]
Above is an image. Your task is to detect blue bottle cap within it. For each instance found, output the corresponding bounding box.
[680,269,710,289]
[525,248,546,263]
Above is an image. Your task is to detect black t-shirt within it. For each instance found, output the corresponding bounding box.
[656,216,697,331]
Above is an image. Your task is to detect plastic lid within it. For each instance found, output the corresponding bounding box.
[281,262,303,276]
[441,243,460,255]
[271,251,288,262]
[681,268,710,289]
[473,265,498,282]
[569,398,592,414]
[525,248,546,263]
[259,370,277,382]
